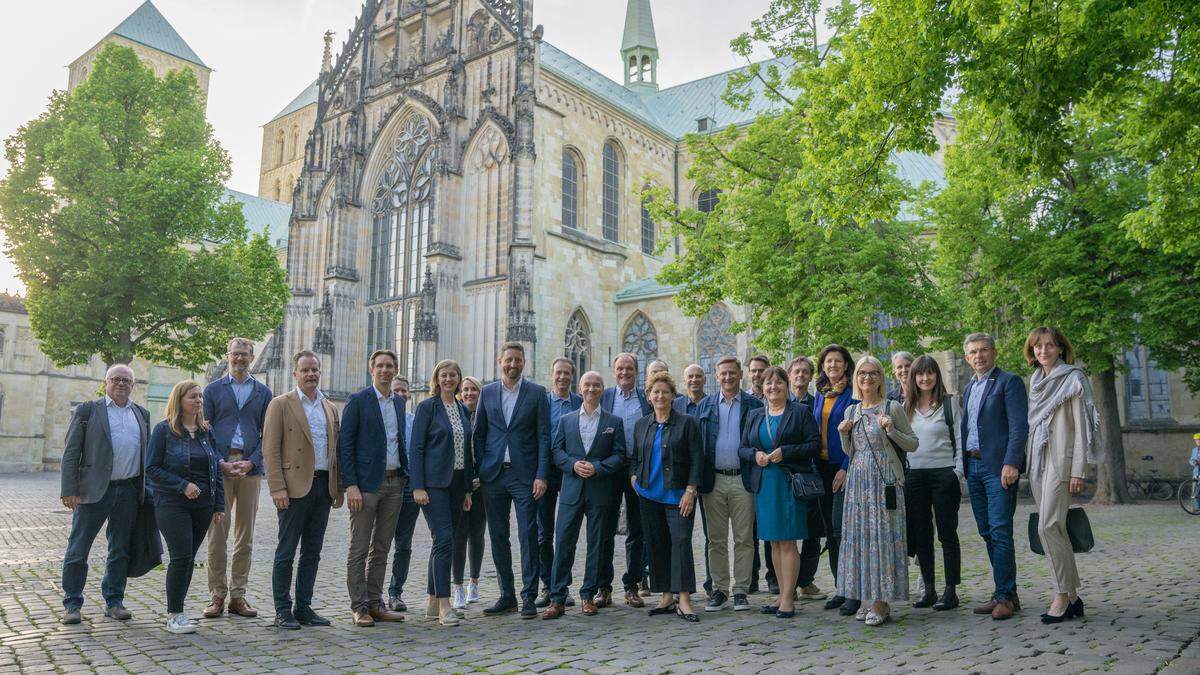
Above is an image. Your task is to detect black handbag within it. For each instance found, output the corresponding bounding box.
[788,469,826,502]
[1028,506,1094,555]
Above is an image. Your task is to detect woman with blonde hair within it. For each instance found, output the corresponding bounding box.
[835,355,918,626]
[451,375,487,607]
[410,359,475,626]
[146,380,225,634]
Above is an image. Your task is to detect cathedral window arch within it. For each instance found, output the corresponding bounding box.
[602,140,622,243]
[291,125,301,160]
[640,187,656,255]
[696,304,736,396]
[621,310,658,373]
[697,188,721,213]
[563,309,592,380]
[562,147,585,232]
[276,130,286,166]
[273,179,282,201]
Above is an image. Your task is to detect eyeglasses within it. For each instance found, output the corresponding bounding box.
[108,377,133,385]
[857,371,882,380]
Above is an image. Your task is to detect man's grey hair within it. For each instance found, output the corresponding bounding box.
[683,363,706,377]
[891,351,915,365]
[962,332,996,352]
[580,371,604,386]
[105,364,135,381]
[647,359,669,371]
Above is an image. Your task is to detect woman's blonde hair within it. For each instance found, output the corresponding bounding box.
[429,359,463,397]
[646,371,678,397]
[166,379,209,437]
[851,355,887,401]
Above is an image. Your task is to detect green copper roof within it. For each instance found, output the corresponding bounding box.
[223,188,290,250]
[614,277,683,303]
[269,78,319,122]
[621,0,658,52]
[110,1,207,68]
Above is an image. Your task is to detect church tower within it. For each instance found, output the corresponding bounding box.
[621,0,659,92]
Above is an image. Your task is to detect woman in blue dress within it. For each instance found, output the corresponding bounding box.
[739,366,820,618]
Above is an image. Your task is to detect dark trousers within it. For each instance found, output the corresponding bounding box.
[550,495,607,603]
[599,479,645,592]
[453,488,487,584]
[157,500,214,614]
[641,496,696,594]
[482,466,539,600]
[423,471,467,599]
[967,457,1018,601]
[798,459,843,588]
[387,487,421,598]
[272,472,333,615]
[698,497,712,594]
[537,480,560,591]
[61,478,140,611]
[759,534,775,589]
[905,467,962,587]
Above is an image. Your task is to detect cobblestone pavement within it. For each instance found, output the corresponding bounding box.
[1,472,1198,674]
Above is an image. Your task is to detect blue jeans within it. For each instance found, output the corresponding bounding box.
[967,456,1018,601]
[61,478,140,611]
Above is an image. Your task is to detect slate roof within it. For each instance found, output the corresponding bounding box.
[222,189,291,250]
[109,1,207,69]
[269,78,320,123]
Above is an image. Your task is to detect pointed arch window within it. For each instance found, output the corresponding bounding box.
[696,305,735,396]
[622,311,658,373]
[640,191,656,255]
[602,141,621,242]
[564,309,592,380]
[562,150,580,231]
[697,189,721,213]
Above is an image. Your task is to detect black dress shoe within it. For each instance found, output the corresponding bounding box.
[748,583,761,595]
[913,589,938,609]
[294,610,331,626]
[274,612,302,630]
[676,607,700,623]
[520,599,538,619]
[838,599,861,616]
[824,595,846,610]
[483,596,518,615]
[932,590,959,611]
[767,581,781,596]
[647,603,677,616]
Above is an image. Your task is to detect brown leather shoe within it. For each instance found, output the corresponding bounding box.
[991,599,1015,620]
[542,603,566,619]
[595,589,612,608]
[581,599,598,616]
[369,605,405,622]
[352,610,375,627]
[973,598,998,615]
[624,590,645,608]
[203,597,225,618]
[228,597,258,618]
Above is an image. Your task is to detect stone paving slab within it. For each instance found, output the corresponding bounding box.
[1,471,1198,673]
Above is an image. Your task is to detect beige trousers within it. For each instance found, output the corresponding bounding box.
[704,473,757,596]
[347,475,405,612]
[1030,458,1080,594]
[207,473,261,599]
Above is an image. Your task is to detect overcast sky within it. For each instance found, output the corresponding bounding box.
[0,0,791,293]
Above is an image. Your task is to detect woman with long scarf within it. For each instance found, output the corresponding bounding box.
[1024,327,1098,624]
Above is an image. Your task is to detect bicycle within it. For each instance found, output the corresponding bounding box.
[1127,469,1175,501]
[1179,478,1200,515]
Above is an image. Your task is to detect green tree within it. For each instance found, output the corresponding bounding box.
[0,44,287,370]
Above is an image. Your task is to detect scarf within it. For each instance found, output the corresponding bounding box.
[1027,360,1099,474]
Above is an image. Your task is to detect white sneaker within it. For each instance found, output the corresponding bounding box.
[452,585,467,610]
[854,606,870,621]
[165,613,196,634]
[465,581,480,603]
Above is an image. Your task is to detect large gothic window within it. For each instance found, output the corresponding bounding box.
[696,305,735,396]
[562,150,580,231]
[1124,345,1172,422]
[621,311,658,373]
[602,141,620,242]
[697,189,721,213]
[368,114,436,381]
[564,309,591,381]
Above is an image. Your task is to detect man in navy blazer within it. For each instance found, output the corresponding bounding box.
[535,358,583,608]
[597,352,652,608]
[542,371,626,619]
[959,333,1029,621]
[201,338,273,619]
[472,342,552,618]
[338,349,408,627]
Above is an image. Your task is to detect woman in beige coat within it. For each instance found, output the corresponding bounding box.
[1024,327,1097,625]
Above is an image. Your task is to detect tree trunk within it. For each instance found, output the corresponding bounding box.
[1091,367,1133,504]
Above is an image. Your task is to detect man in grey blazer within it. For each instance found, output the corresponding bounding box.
[59,364,151,625]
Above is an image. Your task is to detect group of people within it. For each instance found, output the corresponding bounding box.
[58,327,1099,632]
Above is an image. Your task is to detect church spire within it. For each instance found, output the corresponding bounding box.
[321,30,334,73]
[621,0,659,92]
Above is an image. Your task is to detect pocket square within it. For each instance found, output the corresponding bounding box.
[602,427,614,434]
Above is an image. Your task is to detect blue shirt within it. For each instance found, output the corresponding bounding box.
[715,393,742,470]
[634,423,684,505]
[105,395,141,480]
[612,387,643,457]
[676,394,702,417]
[549,392,574,444]
[228,374,256,450]
[759,413,781,452]
[965,366,996,453]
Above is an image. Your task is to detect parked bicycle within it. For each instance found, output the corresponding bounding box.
[1127,468,1176,501]
[1179,478,1200,515]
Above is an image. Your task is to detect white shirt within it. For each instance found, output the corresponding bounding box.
[578,405,601,451]
[105,395,141,480]
[376,386,401,469]
[298,387,329,471]
[500,378,522,463]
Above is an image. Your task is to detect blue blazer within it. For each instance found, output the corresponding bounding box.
[738,401,820,493]
[338,386,408,493]
[600,386,652,417]
[812,388,858,470]
[202,376,272,475]
[553,409,626,507]
[959,367,1029,478]
[146,420,226,512]
[472,379,551,484]
[695,390,764,494]
[409,397,475,491]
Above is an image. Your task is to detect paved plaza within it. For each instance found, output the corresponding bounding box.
[1,472,1198,674]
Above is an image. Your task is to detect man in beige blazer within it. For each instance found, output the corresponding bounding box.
[262,350,343,629]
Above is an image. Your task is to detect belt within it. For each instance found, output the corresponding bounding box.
[385,469,403,479]
[501,462,512,470]
[110,475,141,485]
[314,470,329,477]
[715,468,741,476]
[967,450,983,460]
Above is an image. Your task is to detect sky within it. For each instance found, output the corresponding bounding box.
[0,0,789,294]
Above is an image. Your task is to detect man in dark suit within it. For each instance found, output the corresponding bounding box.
[338,349,408,627]
[386,375,422,613]
[542,371,626,619]
[960,333,1029,621]
[473,342,552,618]
[201,337,273,619]
[59,364,150,625]
[597,352,652,608]
[788,355,826,600]
[535,357,582,608]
